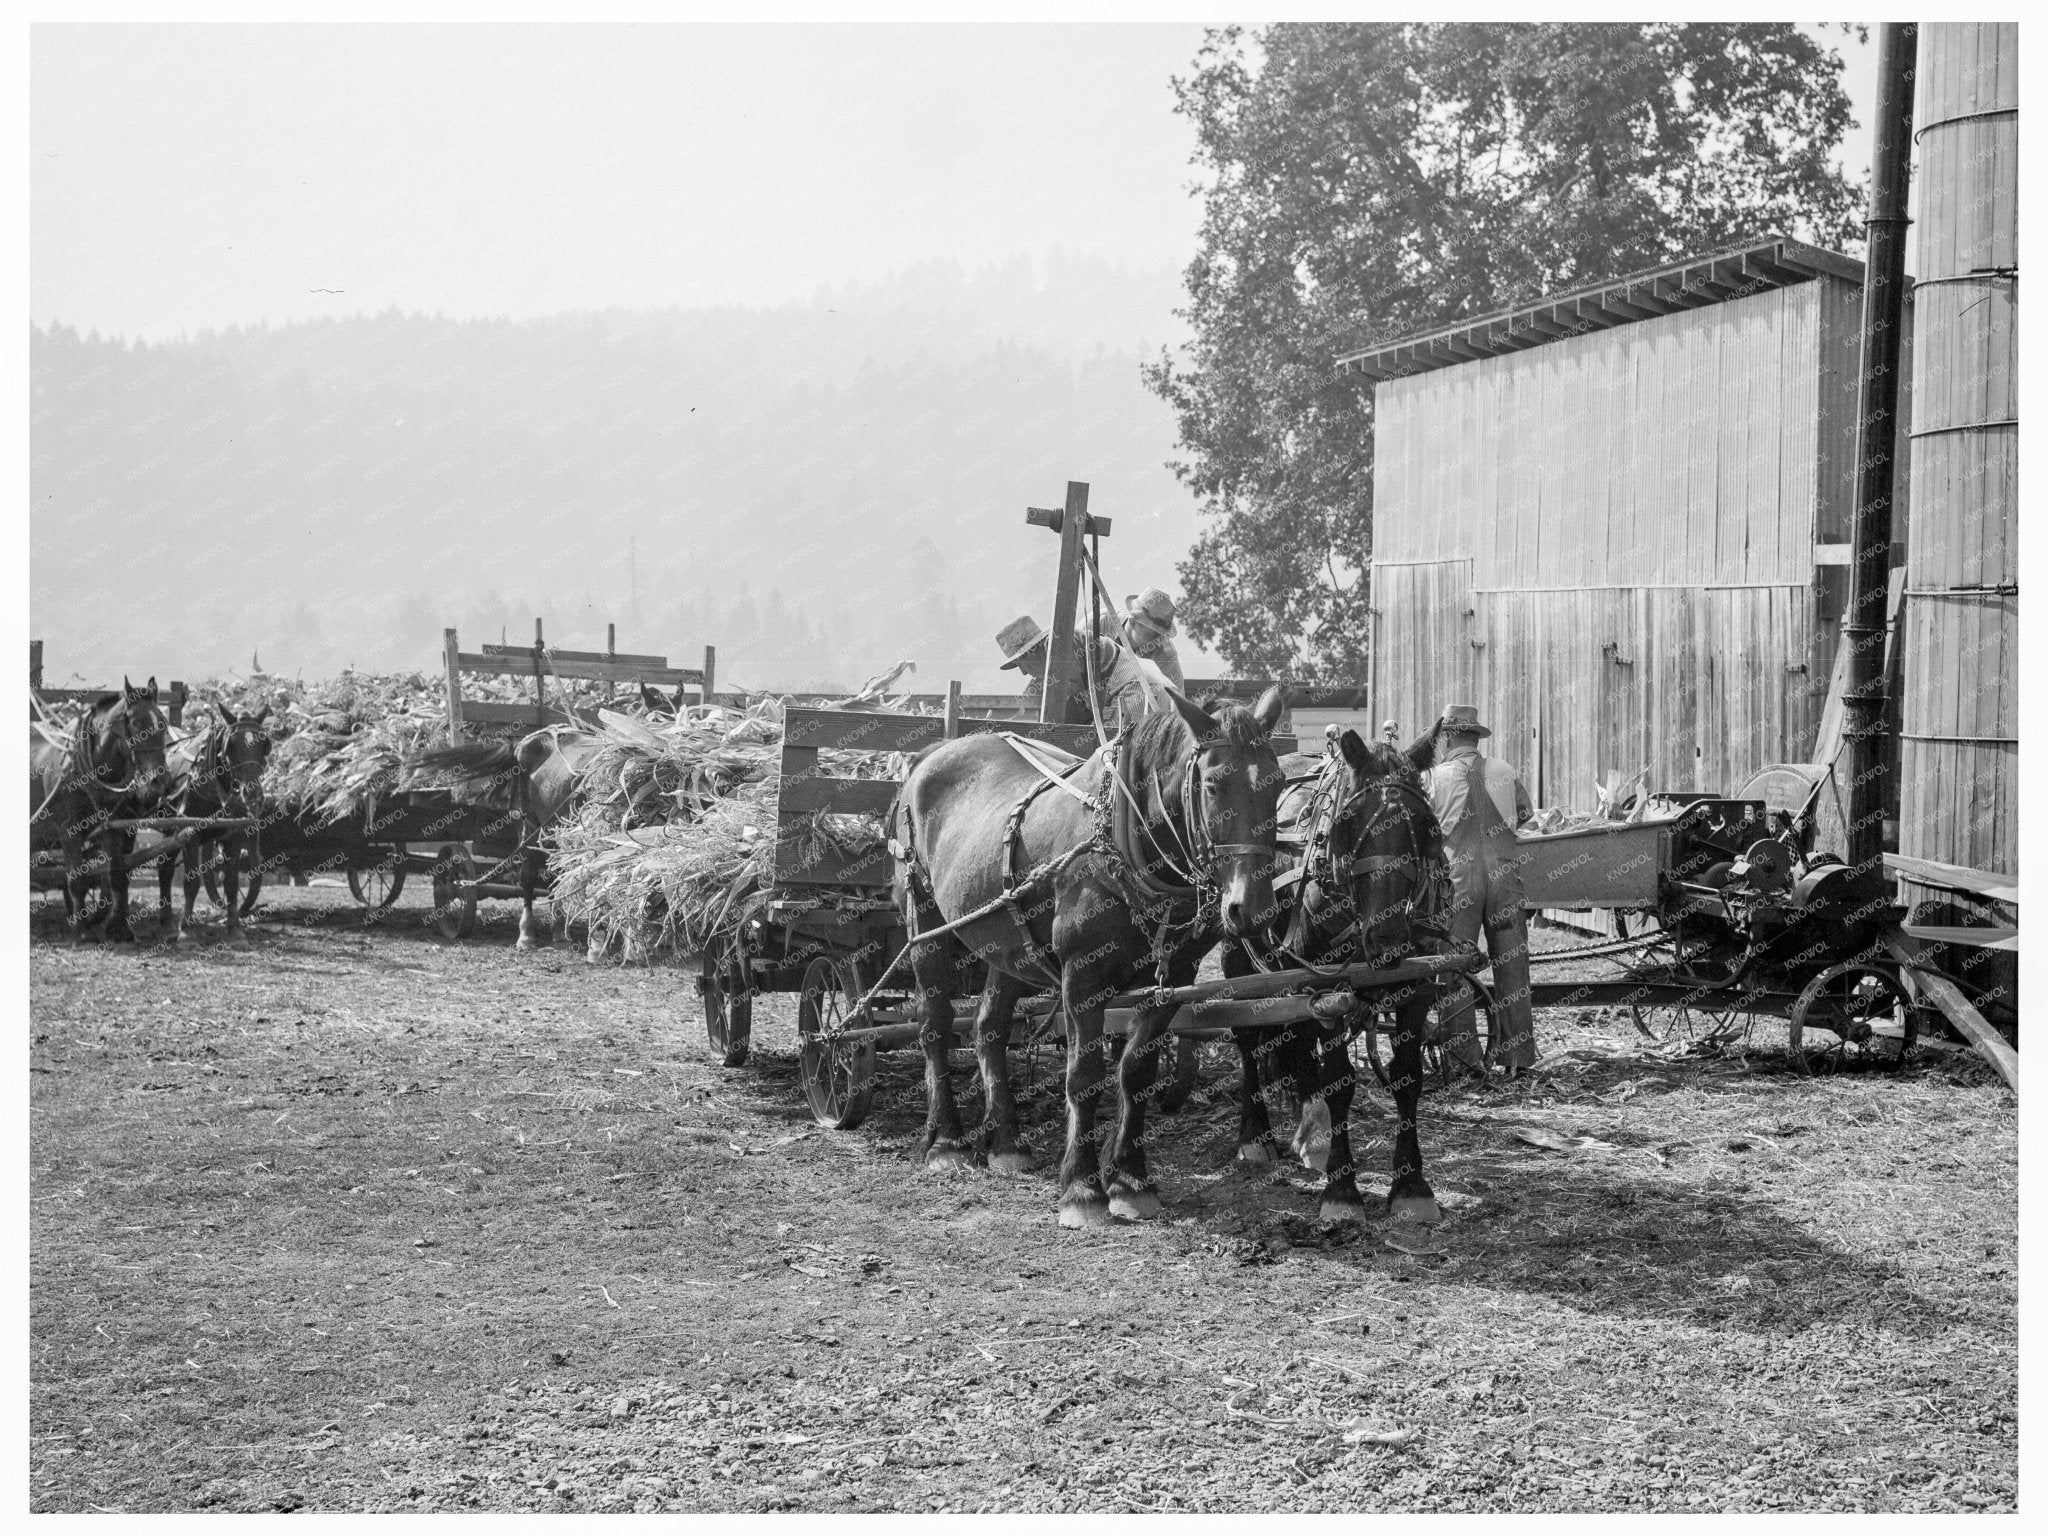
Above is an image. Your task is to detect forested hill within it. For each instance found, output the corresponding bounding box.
[30,254,1216,693]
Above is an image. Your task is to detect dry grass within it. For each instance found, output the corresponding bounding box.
[29,887,2017,1512]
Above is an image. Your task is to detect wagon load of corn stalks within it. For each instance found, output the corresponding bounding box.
[183,667,620,825]
[547,675,922,964]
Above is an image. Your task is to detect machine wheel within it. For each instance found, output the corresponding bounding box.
[797,956,876,1130]
[431,844,479,941]
[1787,962,1917,1073]
[347,849,408,910]
[701,941,753,1068]
[1364,974,1497,1092]
[200,842,264,916]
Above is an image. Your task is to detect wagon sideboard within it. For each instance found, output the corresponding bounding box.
[1514,797,1768,911]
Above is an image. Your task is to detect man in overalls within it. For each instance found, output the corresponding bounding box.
[1403,705,1537,1074]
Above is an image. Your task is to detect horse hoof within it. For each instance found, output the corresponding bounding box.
[1388,1194,1444,1227]
[1237,1140,1278,1167]
[1058,1193,1112,1229]
[988,1149,1034,1177]
[923,1142,972,1173]
[1319,1197,1370,1226]
[1107,1182,1162,1222]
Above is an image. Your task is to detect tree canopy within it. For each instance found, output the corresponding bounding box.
[1147,22,1865,677]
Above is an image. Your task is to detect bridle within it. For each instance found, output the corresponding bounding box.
[1102,727,1278,909]
[72,695,164,801]
[196,718,270,812]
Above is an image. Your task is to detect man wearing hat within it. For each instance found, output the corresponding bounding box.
[996,615,1172,730]
[1404,705,1537,1074]
[1120,588,1185,692]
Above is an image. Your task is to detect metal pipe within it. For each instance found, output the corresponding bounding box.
[1842,21,1918,879]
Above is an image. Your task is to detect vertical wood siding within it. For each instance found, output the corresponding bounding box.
[1371,280,1831,810]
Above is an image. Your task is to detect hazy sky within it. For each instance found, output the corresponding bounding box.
[32,24,1209,341]
[33,23,1878,343]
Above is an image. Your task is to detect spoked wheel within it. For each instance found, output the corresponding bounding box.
[347,848,408,911]
[200,842,265,917]
[797,956,876,1130]
[1364,974,1498,1092]
[431,844,479,941]
[1787,962,1918,1073]
[700,939,753,1068]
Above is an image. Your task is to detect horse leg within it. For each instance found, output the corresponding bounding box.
[1056,974,1112,1229]
[62,832,91,944]
[1104,1000,1173,1222]
[1308,1025,1368,1223]
[221,836,248,944]
[1223,944,1278,1164]
[181,840,203,939]
[1385,991,1442,1225]
[973,968,1032,1175]
[156,850,176,937]
[515,853,549,950]
[904,885,969,1170]
[105,832,138,943]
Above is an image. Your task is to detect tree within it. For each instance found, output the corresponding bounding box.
[1148,23,1865,678]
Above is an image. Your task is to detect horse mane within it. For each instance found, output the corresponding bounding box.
[1140,696,1269,759]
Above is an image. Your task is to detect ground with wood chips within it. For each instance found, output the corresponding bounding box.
[30,886,2018,1513]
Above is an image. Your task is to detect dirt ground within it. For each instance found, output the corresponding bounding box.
[29,882,2018,1513]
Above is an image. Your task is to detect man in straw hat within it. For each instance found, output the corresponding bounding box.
[996,615,1172,731]
[1119,587,1185,692]
[1403,704,1536,1075]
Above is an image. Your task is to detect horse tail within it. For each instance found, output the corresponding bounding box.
[407,740,518,782]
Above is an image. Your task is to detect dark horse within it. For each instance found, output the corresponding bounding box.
[892,687,1287,1228]
[155,703,274,944]
[1221,728,1453,1225]
[29,679,175,943]
[406,728,602,948]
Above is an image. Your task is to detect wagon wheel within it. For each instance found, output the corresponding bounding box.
[797,956,876,1130]
[347,847,408,910]
[1363,974,1497,1093]
[430,844,479,941]
[700,939,752,1069]
[200,841,264,916]
[1787,962,1917,1074]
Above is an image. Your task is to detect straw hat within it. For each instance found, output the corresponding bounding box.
[996,615,1049,669]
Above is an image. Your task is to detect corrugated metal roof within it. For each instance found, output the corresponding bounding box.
[1334,234,1864,384]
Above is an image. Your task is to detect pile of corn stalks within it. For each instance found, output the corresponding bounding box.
[547,683,922,964]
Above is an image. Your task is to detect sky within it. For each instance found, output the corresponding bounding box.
[33,23,1878,343]
[32,24,1211,342]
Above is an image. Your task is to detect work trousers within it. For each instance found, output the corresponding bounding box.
[1439,862,1536,1073]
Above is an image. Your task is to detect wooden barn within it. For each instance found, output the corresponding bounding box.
[1338,235,1912,814]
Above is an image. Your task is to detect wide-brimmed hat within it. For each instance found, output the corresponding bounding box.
[996,615,1048,668]
[1439,703,1492,738]
[1123,588,1177,636]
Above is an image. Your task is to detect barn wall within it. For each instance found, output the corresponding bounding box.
[1899,21,2019,883]
[1370,281,1835,810]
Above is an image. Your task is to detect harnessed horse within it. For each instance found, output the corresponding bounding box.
[892,687,1287,1229]
[1222,727,1454,1225]
[28,679,175,943]
[154,703,273,943]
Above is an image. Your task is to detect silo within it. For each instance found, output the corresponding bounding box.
[1897,23,2018,895]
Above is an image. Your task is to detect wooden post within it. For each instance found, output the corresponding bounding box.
[1032,481,1090,725]
[702,645,716,706]
[29,640,42,691]
[607,623,616,659]
[532,617,547,727]
[944,680,962,739]
[443,628,466,743]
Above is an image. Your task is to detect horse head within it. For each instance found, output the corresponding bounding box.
[85,677,174,806]
[212,700,274,814]
[1318,728,1445,964]
[1145,685,1288,938]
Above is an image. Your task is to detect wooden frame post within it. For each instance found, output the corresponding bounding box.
[944,680,962,739]
[532,617,547,728]
[29,640,42,691]
[443,628,466,742]
[702,645,717,706]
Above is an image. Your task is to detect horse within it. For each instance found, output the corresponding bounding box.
[154,703,273,944]
[406,727,602,948]
[1220,728,1453,1225]
[891,686,1287,1229]
[29,679,176,943]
